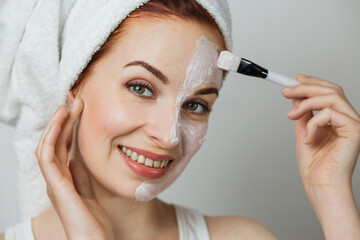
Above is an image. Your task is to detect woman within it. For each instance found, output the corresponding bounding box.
[1,0,360,239]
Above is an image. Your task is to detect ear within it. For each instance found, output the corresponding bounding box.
[66,91,76,107]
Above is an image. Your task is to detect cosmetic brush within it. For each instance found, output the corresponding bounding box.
[217,51,299,87]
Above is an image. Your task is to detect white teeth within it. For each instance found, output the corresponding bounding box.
[126,149,132,157]
[160,161,166,168]
[120,146,171,168]
[122,147,127,153]
[138,155,145,164]
[154,160,161,168]
[145,158,154,167]
[131,152,138,161]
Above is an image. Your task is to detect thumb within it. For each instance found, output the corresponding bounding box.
[69,159,95,198]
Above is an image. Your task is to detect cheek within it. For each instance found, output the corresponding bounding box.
[77,93,143,156]
[180,121,208,157]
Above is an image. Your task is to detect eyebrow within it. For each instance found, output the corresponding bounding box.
[194,87,219,96]
[124,60,169,84]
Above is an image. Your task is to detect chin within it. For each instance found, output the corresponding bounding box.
[97,173,146,200]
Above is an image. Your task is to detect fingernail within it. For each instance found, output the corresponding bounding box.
[288,108,297,116]
[297,74,307,79]
[282,87,292,93]
[303,133,308,144]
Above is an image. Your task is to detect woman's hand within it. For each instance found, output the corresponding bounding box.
[282,74,360,239]
[282,74,360,188]
[35,98,114,240]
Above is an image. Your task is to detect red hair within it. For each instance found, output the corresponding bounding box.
[72,0,226,92]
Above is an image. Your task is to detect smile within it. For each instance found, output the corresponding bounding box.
[120,146,170,168]
[117,145,174,180]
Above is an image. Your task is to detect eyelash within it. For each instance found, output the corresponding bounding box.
[184,99,212,115]
[125,80,155,99]
[125,80,212,115]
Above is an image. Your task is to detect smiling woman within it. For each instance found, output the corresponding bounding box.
[3,0,359,239]
[68,16,225,199]
[0,0,277,239]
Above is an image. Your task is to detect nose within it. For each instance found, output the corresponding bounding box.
[146,101,180,149]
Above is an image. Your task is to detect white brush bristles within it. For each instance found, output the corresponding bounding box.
[217,50,241,72]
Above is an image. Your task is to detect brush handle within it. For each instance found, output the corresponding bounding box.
[266,71,299,87]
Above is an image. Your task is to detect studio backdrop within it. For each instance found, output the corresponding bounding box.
[1,0,359,239]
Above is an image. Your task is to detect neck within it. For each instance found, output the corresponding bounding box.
[87,168,178,239]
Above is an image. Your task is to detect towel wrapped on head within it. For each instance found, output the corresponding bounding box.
[0,0,232,220]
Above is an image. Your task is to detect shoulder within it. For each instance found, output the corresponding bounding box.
[0,233,4,240]
[205,215,279,240]
[32,206,67,240]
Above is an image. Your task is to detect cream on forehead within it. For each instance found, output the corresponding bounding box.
[135,36,222,201]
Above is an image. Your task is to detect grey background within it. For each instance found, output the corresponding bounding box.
[1,0,359,239]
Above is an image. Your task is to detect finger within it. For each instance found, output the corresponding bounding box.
[36,108,61,159]
[38,120,96,233]
[38,121,75,191]
[39,125,82,220]
[69,159,94,198]
[282,82,346,99]
[292,99,313,139]
[295,74,343,90]
[46,185,53,200]
[55,98,84,165]
[38,121,64,182]
[305,108,360,144]
[36,106,69,158]
[288,93,360,121]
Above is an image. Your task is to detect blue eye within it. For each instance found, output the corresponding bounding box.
[130,85,153,97]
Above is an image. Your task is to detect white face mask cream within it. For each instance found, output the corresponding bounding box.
[135,36,223,201]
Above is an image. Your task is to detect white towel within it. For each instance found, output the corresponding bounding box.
[0,0,232,220]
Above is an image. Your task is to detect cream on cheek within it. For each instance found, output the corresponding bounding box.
[135,36,223,201]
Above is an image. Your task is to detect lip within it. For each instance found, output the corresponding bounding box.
[122,145,174,161]
[117,146,173,180]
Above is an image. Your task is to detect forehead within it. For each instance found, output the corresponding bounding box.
[109,19,223,87]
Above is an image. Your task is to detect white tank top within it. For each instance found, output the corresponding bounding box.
[4,219,34,240]
[175,205,211,240]
[4,204,210,240]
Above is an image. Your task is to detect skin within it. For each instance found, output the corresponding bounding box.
[37,19,228,240]
[283,75,360,239]
[1,20,360,240]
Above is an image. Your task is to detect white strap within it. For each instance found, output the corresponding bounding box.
[4,228,15,240]
[175,205,210,240]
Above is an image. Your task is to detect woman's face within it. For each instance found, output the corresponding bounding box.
[71,18,225,200]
